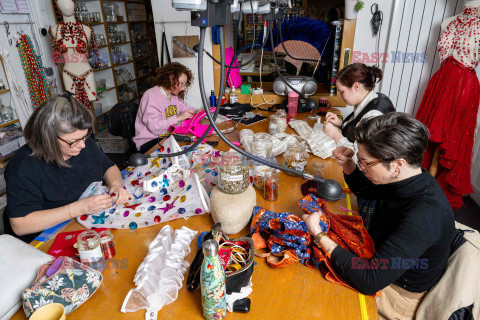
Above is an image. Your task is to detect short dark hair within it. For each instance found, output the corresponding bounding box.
[24,94,94,167]
[336,63,383,91]
[353,113,430,167]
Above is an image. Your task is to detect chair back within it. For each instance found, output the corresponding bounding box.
[108,102,139,139]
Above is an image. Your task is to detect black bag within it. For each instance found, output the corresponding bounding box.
[186,223,255,294]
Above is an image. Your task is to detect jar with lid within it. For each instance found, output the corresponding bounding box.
[77,230,104,271]
[264,170,279,201]
[283,143,309,175]
[217,151,249,194]
[1,105,16,122]
[252,133,273,157]
[268,109,287,135]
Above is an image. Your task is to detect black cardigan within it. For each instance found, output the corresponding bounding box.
[330,168,455,295]
[341,93,396,142]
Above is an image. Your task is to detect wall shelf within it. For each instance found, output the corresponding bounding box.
[0,119,19,130]
[0,89,10,95]
[93,66,112,73]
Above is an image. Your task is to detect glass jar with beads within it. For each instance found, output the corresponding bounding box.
[217,151,249,194]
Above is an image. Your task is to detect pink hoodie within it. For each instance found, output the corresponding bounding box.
[133,86,197,149]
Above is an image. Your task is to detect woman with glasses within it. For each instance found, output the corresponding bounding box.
[304,113,455,319]
[3,94,133,243]
[133,62,198,154]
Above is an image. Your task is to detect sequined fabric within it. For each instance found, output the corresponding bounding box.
[250,194,375,291]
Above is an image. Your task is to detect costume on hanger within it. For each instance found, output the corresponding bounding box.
[416,6,480,209]
[49,21,98,108]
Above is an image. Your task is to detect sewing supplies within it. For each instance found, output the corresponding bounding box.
[77,230,104,271]
[16,34,52,107]
[337,206,358,215]
[201,239,227,320]
[99,230,116,260]
[263,170,279,201]
[218,241,249,274]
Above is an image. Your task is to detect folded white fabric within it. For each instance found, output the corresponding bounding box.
[289,120,336,159]
[0,235,53,320]
[121,226,197,319]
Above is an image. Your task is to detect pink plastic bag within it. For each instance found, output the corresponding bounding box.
[172,107,216,137]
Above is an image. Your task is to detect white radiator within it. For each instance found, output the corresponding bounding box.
[380,0,464,114]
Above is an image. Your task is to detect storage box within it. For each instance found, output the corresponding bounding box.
[95,131,129,154]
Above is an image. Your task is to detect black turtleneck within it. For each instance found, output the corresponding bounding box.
[330,168,455,295]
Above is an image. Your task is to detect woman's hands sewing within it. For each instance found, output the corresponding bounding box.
[325,112,342,127]
[73,194,116,216]
[109,184,133,205]
[302,211,326,236]
[333,146,356,174]
[177,110,196,121]
[324,122,343,142]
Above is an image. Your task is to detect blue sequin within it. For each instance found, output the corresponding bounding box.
[186,185,192,191]
[205,169,211,173]
[151,181,158,188]
[211,171,218,176]
[129,222,138,229]
[148,205,156,211]
[109,208,116,214]
[178,208,186,214]
[159,188,167,195]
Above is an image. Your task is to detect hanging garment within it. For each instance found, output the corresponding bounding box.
[0,49,32,128]
[415,6,480,209]
[250,194,375,292]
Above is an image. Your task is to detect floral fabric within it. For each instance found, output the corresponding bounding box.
[22,257,102,318]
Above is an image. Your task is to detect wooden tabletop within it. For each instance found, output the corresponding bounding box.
[11,110,378,320]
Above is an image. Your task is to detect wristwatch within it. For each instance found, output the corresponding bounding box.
[314,231,327,246]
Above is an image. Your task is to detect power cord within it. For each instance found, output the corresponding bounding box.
[371,3,383,67]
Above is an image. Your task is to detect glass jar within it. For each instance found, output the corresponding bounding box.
[252,133,273,157]
[1,105,16,122]
[77,230,104,271]
[98,230,116,260]
[217,151,249,194]
[268,109,287,135]
[264,170,279,201]
[252,156,276,190]
[283,143,309,175]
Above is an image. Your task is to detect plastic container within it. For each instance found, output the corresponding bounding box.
[252,133,273,157]
[268,109,288,134]
[77,230,104,271]
[252,157,276,189]
[283,143,309,175]
[217,151,249,194]
[287,91,299,117]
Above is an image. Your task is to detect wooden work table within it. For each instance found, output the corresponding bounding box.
[11,111,378,320]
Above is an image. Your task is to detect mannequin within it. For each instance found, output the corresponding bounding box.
[49,0,97,109]
[415,0,480,209]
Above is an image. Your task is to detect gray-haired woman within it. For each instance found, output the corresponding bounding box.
[3,94,133,243]
[303,113,455,319]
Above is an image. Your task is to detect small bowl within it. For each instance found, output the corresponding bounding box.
[30,303,66,320]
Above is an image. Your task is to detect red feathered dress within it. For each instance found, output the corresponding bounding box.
[416,6,480,209]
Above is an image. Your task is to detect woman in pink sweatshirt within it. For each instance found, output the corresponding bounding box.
[133,62,198,153]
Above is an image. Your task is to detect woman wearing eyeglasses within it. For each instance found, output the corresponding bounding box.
[3,94,133,243]
[133,62,199,154]
[304,113,455,319]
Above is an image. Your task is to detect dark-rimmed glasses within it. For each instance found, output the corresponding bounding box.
[358,159,382,171]
[57,131,92,148]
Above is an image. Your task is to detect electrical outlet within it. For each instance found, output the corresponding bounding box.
[252,88,263,95]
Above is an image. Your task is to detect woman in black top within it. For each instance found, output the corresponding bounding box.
[304,113,455,319]
[4,94,133,243]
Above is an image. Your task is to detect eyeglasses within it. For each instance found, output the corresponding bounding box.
[178,81,187,88]
[358,159,382,171]
[58,131,92,148]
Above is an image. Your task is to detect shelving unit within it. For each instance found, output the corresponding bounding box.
[0,56,23,196]
[50,0,158,132]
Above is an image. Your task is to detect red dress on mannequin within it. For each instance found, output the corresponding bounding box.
[416,6,480,209]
